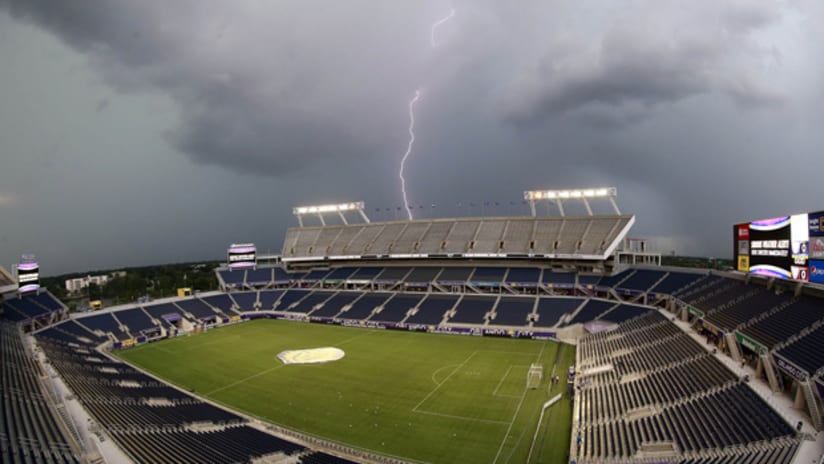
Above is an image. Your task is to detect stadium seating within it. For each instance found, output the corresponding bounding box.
[501,219,532,253]
[374,267,411,282]
[533,298,583,327]
[436,267,473,283]
[688,280,750,313]
[245,268,274,287]
[580,383,795,459]
[3,294,52,319]
[44,319,106,345]
[596,304,649,324]
[504,267,540,285]
[703,289,789,332]
[675,444,799,464]
[288,292,333,313]
[649,272,704,295]
[0,322,81,464]
[257,290,284,311]
[176,298,224,319]
[443,221,477,253]
[301,269,331,281]
[219,269,245,286]
[116,307,160,334]
[542,271,577,286]
[310,292,361,318]
[473,220,507,253]
[273,267,293,282]
[143,303,187,327]
[418,221,453,253]
[672,275,725,300]
[391,222,430,254]
[32,332,319,464]
[347,267,382,281]
[404,267,442,284]
[469,267,507,285]
[273,290,310,310]
[577,274,602,286]
[776,325,824,377]
[76,312,128,340]
[29,292,65,312]
[740,296,824,349]
[337,293,390,320]
[567,299,615,325]
[406,295,457,325]
[299,451,358,464]
[282,216,633,260]
[575,311,798,462]
[595,269,633,288]
[201,293,238,313]
[614,269,666,291]
[325,268,357,281]
[226,292,256,312]
[449,295,495,324]
[490,297,535,326]
[370,294,424,323]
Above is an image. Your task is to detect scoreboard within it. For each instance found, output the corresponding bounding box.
[227,243,257,269]
[734,211,824,283]
[16,255,40,294]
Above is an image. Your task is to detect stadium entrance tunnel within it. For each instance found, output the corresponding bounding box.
[277,347,345,365]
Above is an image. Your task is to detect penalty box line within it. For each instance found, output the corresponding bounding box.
[205,364,286,397]
[412,350,478,413]
[492,341,548,464]
[492,365,531,399]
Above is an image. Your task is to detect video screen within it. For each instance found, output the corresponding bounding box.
[17,261,40,293]
[735,211,822,283]
[228,244,257,269]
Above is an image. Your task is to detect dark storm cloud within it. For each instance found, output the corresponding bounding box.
[2,0,822,267]
[1,0,793,174]
[500,1,786,127]
[1,0,431,176]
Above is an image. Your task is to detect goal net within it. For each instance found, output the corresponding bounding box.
[527,363,543,389]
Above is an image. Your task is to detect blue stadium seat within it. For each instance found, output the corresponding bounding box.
[492,297,535,326]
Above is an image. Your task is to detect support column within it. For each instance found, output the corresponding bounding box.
[800,380,823,431]
[760,353,781,393]
[725,333,742,362]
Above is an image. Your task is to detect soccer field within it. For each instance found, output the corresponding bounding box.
[117,319,575,464]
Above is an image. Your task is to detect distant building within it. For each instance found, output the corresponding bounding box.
[65,271,126,293]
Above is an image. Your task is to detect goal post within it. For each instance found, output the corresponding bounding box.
[527,363,543,389]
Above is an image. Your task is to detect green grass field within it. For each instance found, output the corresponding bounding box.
[117,319,575,464]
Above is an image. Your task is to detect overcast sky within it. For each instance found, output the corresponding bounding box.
[1,0,823,275]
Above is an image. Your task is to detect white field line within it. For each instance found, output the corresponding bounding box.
[492,342,547,464]
[206,331,369,396]
[412,409,511,425]
[431,364,461,385]
[493,365,530,398]
[204,364,286,396]
[412,350,478,412]
[479,350,540,356]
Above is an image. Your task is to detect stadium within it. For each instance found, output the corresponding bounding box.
[2,189,824,464]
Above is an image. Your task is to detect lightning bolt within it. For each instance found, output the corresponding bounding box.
[430,8,456,47]
[399,89,421,220]
[398,8,455,221]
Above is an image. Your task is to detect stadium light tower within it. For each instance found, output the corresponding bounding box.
[292,202,370,227]
[524,187,619,217]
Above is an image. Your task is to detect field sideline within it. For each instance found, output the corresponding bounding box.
[117,319,575,464]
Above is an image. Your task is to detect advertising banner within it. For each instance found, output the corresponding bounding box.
[735,331,767,355]
[809,260,824,285]
[773,354,808,381]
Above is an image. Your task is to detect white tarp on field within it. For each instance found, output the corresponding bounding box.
[277,347,345,365]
